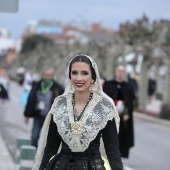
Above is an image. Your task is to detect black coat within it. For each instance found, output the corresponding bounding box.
[24,79,64,118]
[103,80,135,158]
[148,78,156,96]
[0,83,9,99]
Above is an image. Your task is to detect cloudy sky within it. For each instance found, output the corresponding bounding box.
[0,0,170,38]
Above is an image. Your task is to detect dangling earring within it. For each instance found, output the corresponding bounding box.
[89,80,94,92]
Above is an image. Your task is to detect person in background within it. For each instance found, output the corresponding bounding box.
[127,72,139,109]
[0,68,10,102]
[23,68,64,147]
[103,65,135,158]
[148,73,157,103]
[20,71,33,106]
[127,73,139,97]
[32,54,123,170]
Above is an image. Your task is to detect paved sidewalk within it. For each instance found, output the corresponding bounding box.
[0,132,15,170]
[134,111,170,127]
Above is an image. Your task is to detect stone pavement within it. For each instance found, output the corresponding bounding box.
[0,132,15,170]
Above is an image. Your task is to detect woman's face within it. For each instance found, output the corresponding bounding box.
[70,62,92,93]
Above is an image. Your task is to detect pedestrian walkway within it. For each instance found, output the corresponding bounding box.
[0,132,15,170]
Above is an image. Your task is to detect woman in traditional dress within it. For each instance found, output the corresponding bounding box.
[32,54,123,170]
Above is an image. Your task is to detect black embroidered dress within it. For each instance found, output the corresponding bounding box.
[38,93,123,170]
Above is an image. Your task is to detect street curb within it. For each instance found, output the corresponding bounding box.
[134,111,170,127]
[0,132,15,170]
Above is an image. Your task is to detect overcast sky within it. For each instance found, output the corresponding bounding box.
[0,0,170,38]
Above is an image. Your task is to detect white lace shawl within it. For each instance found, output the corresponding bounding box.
[52,93,115,152]
[63,54,120,132]
[32,54,120,170]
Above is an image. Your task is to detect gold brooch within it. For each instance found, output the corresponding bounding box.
[71,121,84,135]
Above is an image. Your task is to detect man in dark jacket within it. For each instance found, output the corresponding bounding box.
[24,69,64,147]
[103,65,135,158]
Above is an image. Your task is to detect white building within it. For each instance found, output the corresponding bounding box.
[0,27,22,58]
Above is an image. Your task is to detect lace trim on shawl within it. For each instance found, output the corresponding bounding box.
[52,93,115,152]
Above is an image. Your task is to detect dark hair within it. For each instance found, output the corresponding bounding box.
[69,55,96,82]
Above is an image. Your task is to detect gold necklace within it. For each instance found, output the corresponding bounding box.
[71,93,93,135]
